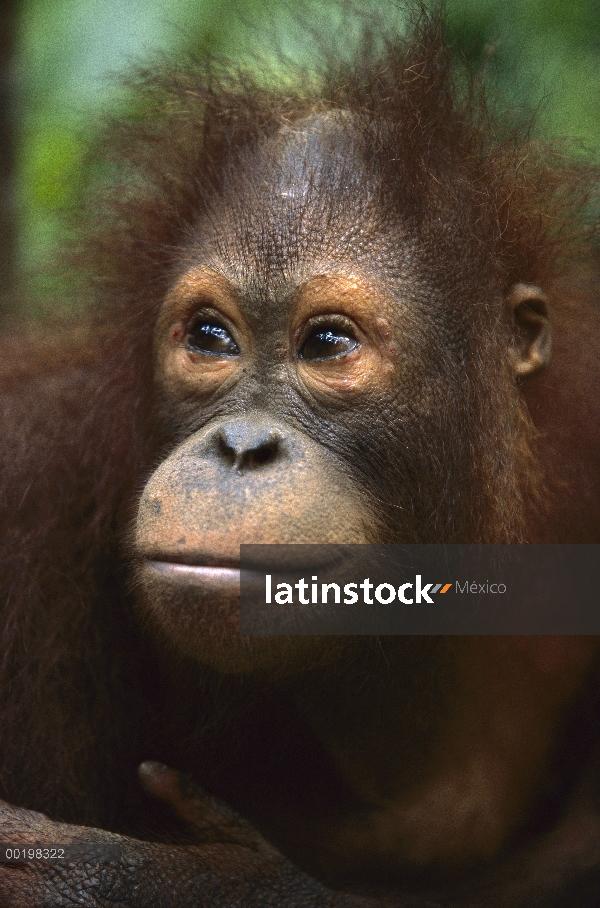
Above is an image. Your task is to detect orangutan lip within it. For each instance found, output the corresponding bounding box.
[145,560,344,587]
[147,561,242,583]
[150,553,240,568]
[146,549,349,578]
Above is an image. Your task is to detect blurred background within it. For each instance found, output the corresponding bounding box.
[1,0,599,319]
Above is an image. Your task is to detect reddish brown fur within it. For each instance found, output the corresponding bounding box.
[0,0,596,820]
[0,7,599,906]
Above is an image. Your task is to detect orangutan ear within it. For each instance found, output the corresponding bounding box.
[505,283,551,379]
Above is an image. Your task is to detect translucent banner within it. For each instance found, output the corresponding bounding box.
[240,545,600,634]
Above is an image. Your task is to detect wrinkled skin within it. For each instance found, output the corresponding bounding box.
[2,14,600,908]
[0,766,339,908]
[1,761,600,908]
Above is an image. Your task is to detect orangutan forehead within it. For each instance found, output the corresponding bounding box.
[192,112,392,296]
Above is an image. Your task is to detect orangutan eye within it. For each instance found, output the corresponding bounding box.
[186,320,240,357]
[298,326,359,361]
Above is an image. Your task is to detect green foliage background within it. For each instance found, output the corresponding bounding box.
[15,0,600,313]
